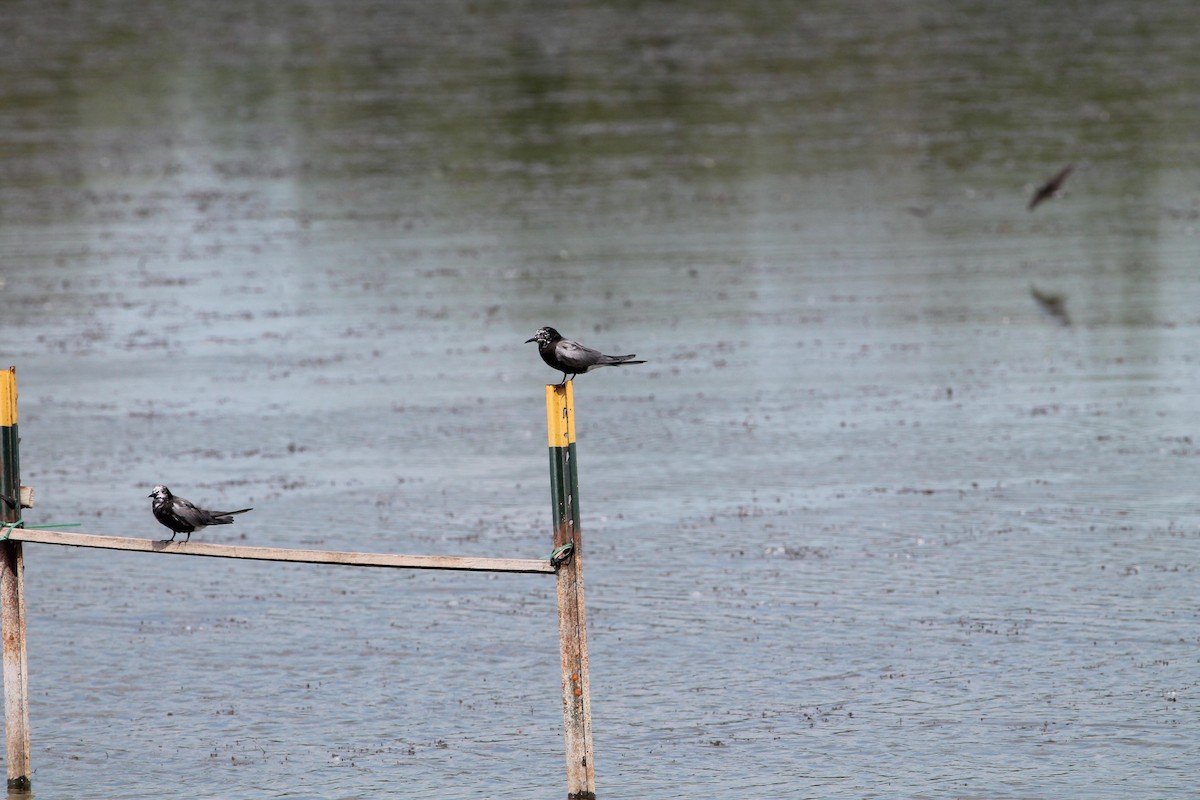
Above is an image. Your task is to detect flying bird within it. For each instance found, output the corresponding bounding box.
[525,326,646,387]
[1030,284,1071,326]
[149,485,252,543]
[1028,165,1074,211]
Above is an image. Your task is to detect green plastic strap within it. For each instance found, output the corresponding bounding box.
[0,521,81,541]
[550,542,574,568]
[0,520,24,541]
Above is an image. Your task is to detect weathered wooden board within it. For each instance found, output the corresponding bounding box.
[7,528,554,574]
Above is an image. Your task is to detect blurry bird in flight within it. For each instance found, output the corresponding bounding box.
[1028,165,1074,211]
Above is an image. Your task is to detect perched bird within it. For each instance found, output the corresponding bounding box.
[149,485,252,543]
[1028,164,1074,211]
[525,326,646,386]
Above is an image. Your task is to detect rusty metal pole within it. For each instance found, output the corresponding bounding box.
[545,382,595,800]
[0,367,31,792]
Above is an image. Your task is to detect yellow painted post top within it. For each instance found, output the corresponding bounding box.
[0,367,16,427]
[544,382,576,447]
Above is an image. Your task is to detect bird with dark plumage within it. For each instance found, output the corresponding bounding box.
[525,326,646,387]
[149,485,252,543]
[1028,164,1074,211]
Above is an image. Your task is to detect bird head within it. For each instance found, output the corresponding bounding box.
[525,326,560,345]
[149,485,172,501]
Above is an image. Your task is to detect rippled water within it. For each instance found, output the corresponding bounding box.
[2,1,1198,797]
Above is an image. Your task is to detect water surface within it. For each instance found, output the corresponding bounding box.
[2,1,1198,797]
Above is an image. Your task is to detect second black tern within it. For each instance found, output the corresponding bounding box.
[1028,164,1073,211]
[525,326,646,387]
[149,484,252,543]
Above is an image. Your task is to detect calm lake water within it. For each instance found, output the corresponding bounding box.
[2,1,1198,797]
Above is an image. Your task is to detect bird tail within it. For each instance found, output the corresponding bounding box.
[601,354,646,366]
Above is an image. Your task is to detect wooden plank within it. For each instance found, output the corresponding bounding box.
[7,529,554,574]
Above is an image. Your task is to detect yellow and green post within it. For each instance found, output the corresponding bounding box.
[546,383,580,546]
[545,382,596,800]
[0,367,31,792]
[0,369,17,518]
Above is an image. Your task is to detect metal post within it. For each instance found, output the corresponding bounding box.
[0,367,31,792]
[545,382,595,800]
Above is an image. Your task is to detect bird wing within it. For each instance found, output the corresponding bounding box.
[210,507,252,522]
[153,503,190,532]
[1052,164,1074,184]
[172,496,216,528]
[596,353,640,365]
[554,339,602,371]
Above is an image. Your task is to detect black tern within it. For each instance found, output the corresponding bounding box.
[1028,164,1073,211]
[1030,284,1071,326]
[525,326,646,387]
[149,484,252,543]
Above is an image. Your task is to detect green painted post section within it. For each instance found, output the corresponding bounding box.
[548,441,580,543]
[545,382,595,800]
[0,367,31,793]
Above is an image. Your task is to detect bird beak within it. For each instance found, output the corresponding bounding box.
[524,337,536,343]
[147,492,155,498]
